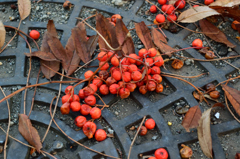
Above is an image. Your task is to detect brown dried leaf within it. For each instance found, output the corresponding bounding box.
[151,27,168,44]
[210,6,240,21]
[199,19,236,48]
[87,35,99,57]
[24,51,60,62]
[209,0,240,7]
[178,6,220,23]
[222,84,240,116]
[135,21,155,50]
[169,0,177,5]
[197,108,213,158]
[115,19,135,55]
[18,0,31,20]
[0,21,5,49]
[182,106,202,132]
[18,114,42,153]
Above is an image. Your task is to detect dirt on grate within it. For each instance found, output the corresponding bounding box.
[0,2,20,23]
[0,57,15,78]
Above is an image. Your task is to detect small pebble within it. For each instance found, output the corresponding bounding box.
[0,62,2,66]
[168,121,172,126]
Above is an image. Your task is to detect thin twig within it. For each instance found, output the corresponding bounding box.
[161,72,207,78]
[215,75,240,87]
[175,54,240,62]
[127,116,146,159]
[75,57,98,73]
[225,94,240,123]
[0,87,10,159]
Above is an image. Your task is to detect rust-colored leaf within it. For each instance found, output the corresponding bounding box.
[210,6,240,21]
[135,21,155,50]
[182,106,202,132]
[18,114,42,153]
[199,19,236,48]
[87,35,99,57]
[222,84,240,116]
[18,0,31,20]
[151,27,168,44]
[209,0,240,7]
[115,19,135,55]
[24,51,60,62]
[0,21,5,49]
[197,108,213,158]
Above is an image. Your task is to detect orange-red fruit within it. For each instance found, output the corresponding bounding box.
[121,58,131,65]
[95,129,107,142]
[209,90,220,99]
[131,71,142,81]
[139,85,148,95]
[155,148,168,159]
[83,122,97,139]
[65,85,74,95]
[90,107,101,119]
[83,85,97,96]
[99,62,109,70]
[29,30,40,40]
[147,81,157,91]
[92,78,103,88]
[62,94,73,104]
[111,56,119,66]
[107,51,114,58]
[138,126,148,136]
[70,101,81,112]
[166,5,175,15]
[84,70,94,79]
[126,83,137,92]
[154,56,164,67]
[78,89,85,99]
[84,95,96,106]
[145,118,156,129]
[128,64,138,73]
[156,84,164,93]
[148,48,157,57]
[232,20,240,30]
[175,0,186,9]
[152,74,163,83]
[106,77,117,86]
[111,14,122,23]
[204,0,214,5]
[73,94,80,102]
[167,14,177,22]
[137,81,145,87]
[136,58,143,66]
[99,84,109,95]
[150,5,157,13]
[122,65,129,72]
[99,70,109,80]
[118,81,124,87]
[60,102,70,115]
[129,54,139,64]
[113,70,122,81]
[145,58,154,65]
[75,116,86,128]
[109,84,120,94]
[80,104,91,115]
[151,66,161,74]
[98,52,107,61]
[139,49,148,58]
[142,67,151,75]
[123,72,131,82]
[171,59,184,69]
[156,14,165,23]
[192,39,203,49]
[162,4,168,12]
[119,88,130,99]
[158,0,167,5]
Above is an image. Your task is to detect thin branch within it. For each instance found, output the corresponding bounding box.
[216,75,240,87]
[161,72,207,78]
[175,54,240,62]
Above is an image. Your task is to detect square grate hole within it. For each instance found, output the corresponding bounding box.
[125,115,161,146]
[0,56,16,78]
[4,28,19,49]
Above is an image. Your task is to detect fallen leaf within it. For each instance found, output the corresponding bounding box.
[24,51,60,62]
[18,114,42,153]
[199,19,236,48]
[87,35,99,57]
[209,0,240,7]
[115,19,135,55]
[151,27,168,44]
[0,21,6,49]
[222,84,240,116]
[182,106,202,132]
[169,0,178,5]
[210,6,240,21]
[212,102,225,108]
[135,21,155,50]
[18,0,31,20]
[236,153,240,159]
[197,108,213,158]
[178,6,220,23]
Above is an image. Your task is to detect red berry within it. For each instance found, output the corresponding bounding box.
[84,95,96,106]
[99,70,109,80]
[144,75,152,81]
[83,122,97,139]
[95,129,107,142]
[29,30,40,40]
[136,57,143,66]
[60,102,70,115]
[145,118,156,129]
[75,116,86,128]
[128,64,138,73]
[98,51,107,61]
[84,70,94,79]
[122,72,131,82]
[151,66,161,74]
[129,54,139,64]
[204,0,214,5]
[70,101,81,112]
[126,83,137,92]
[142,67,151,74]
[139,85,148,94]
[147,81,157,91]
[109,84,120,94]
[145,58,154,65]
[111,56,119,66]
[158,0,167,5]
[65,86,74,95]
[156,14,165,23]
[152,74,163,83]
[175,0,186,9]
[90,107,101,119]
[106,77,117,86]
[122,65,129,72]
[99,84,109,95]
[92,78,103,88]
[155,148,168,159]
[137,81,145,87]
[138,126,148,136]
[150,5,157,13]
[167,14,177,22]
[148,48,157,57]
[154,56,164,67]
[62,94,73,104]
[131,71,142,81]
[111,14,122,23]
[162,4,168,12]
[192,39,203,49]
[83,84,97,96]
[80,104,91,115]
[73,94,80,102]
[139,49,148,58]
[156,84,164,93]
[166,5,175,14]
[99,62,109,70]
[78,89,85,99]
[113,70,122,81]
[107,51,114,58]
[121,58,130,65]
[119,88,130,99]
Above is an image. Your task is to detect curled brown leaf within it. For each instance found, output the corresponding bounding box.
[18,0,31,20]
[182,106,202,132]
